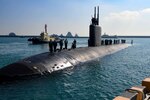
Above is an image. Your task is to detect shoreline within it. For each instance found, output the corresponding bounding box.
[1,35,150,38]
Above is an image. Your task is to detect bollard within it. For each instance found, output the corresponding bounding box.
[114,86,146,100]
[130,86,146,100]
[142,77,150,93]
[114,78,149,100]
[113,91,138,100]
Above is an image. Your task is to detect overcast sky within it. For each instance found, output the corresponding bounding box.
[0,0,150,36]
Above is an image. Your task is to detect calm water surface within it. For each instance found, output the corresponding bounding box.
[0,37,150,100]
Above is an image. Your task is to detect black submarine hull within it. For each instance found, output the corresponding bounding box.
[0,44,129,82]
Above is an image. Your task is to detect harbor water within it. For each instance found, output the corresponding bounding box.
[0,37,150,100]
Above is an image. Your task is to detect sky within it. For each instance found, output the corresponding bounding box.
[0,0,150,36]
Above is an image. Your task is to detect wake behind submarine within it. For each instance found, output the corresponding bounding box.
[0,7,129,82]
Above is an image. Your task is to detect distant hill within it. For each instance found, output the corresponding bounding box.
[9,32,16,37]
[75,34,79,37]
[66,32,73,38]
[59,34,65,38]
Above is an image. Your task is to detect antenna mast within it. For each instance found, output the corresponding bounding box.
[97,6,99,25]
[94,7,96,18]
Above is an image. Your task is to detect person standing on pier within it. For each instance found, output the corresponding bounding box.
[64,39,68,49]
[88,39,90,46]
[131,40,133,45]
[53,40,57,52]
[73,39,76,48]
[59,39,63,51]
[49,39,53,53]
[71,39,77,49]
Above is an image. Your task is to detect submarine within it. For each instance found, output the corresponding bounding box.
[0,6,129,82]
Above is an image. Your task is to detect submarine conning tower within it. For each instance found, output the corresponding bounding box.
[89,6,101,47]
